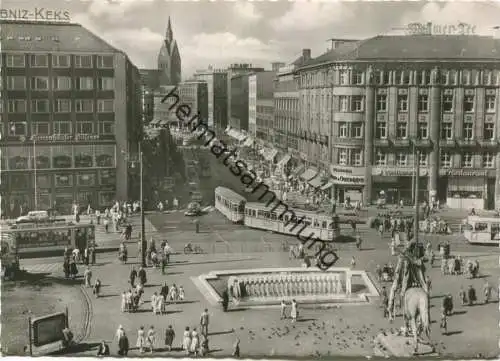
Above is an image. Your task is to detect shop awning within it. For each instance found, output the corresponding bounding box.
[320,181,333,190]
[308,176,324,188]
[300,167,318,181]
[149,119,160,126]
[158,119,169,126]
[291,165,305,177]
[277,154,291,168]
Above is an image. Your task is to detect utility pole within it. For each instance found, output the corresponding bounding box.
[33,138,38,209]
[414,147,420,242]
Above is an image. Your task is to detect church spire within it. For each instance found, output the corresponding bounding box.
[166,16,174,43]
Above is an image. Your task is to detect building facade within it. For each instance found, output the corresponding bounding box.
[178,80,209,125]
[0,20,143,216]
[194,68,227,130]
[248,71,275,143]
[296,35,500,209]
[157,17,181,87]
[139,69,162,124]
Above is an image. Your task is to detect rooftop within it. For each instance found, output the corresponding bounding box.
[0,19,120,53]
[300,35,500,69]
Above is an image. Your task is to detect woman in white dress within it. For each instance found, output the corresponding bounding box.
[146,326,156,354]
[182,327,191,355]
[156,294,164,315]
[178,286,185,301]
[190,328,200,356]
[136,326,145,353]
[169,284,178,302]
[151,292,158,314]
[290,299,298,322]
[121,292,126,312]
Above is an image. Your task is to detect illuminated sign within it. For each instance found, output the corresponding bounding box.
[0,8,70,22]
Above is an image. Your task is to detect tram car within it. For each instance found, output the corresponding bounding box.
[214,186,246,223]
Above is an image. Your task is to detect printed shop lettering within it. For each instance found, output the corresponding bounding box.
[331,174,364,184]
[0,8,70,22]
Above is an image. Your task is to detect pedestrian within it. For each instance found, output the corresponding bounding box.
[96,340,110,356]
[84,266,92,287]
[157,292,165,315]
[84,247,90,266]
[350,256,356,269]
[116,325,125,340]
[200,308,209,337]
[458,287,467,306]
[129,267,137,287]
[440,310,448,335]
[221,289,229,312]
[200,334,209,356]
[182,327,191,355]
[426,275,432,294]
[290,299,298,322]
[173,197,179,210]
[280,300,287,319]
[232,337,240,358]
[151,292,158,314]
[178,285,185,301]
[121,292,127,312]
[355,234,362,250]
[93,278,102,298]
[95,209,101,225]
[136,326,145,353]
[160,282,169,300]
[161,254,167,275]
[70,259,78,279]
[146,325,156,354]
[118,331,129,356]
[483,281,491,304]
[138,266,147,286]
[90,244,97,265]
[169,284,178,302]
[104,218,109,233]
[467,285,477,306]
[190,327,200,356]
[164,325,175,351]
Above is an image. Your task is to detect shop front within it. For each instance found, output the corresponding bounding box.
[329,166,365,203]
[439,169,492,210]
[372,167,428,205]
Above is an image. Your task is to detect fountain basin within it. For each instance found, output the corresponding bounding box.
[192,267,379,308]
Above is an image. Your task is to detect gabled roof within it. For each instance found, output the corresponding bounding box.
[0,20,121,53]
[300,35,500,69]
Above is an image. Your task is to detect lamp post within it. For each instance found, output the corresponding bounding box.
[33,138,37,210]
[122,143,146,268]
[412,139,421,242]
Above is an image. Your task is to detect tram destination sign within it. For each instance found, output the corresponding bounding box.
[0,8,71,22]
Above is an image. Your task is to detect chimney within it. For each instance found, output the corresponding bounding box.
[302,49,311,61]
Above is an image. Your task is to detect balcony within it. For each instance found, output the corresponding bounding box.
[479,138,499,148]
[389,138,410,148]
[332,137,364,146]
[456,139,478,148]
[414,138,433,149]
[374,138,390,147]
[439,139,457,148]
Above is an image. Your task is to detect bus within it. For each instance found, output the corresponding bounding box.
[243,202,339,241]
[2,222,96,256]
[461,215,500,245]
[214,186,246,223]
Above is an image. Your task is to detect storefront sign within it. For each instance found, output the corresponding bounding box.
[29,134,101,142]
[440,169,487,177]
[331,174,365,185]
[373,167,428,177]
[329,165,365,177]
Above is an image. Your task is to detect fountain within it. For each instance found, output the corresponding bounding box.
[193,267,379,308]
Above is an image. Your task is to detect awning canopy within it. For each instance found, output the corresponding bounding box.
[308,176,324,188]
[320,181,333,191]
[300,167,319,181]
[149,119,160,126]
[291,165,305,177]
[158,119,169,126]
[277,154,291,168]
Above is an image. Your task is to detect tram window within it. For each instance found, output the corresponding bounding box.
[252,210,256,217]
[284,215,289,222]
[271,213,277,220]
[278,214,284,221]
[474,222,488,231]
[313,219,320,227]
[264,211,270,219]
[491,223,500,234]
[322,221,327,229]
[328,222,334,229]
[238,204,244,212]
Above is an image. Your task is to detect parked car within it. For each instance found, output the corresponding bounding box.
[184,202,202,216]
[16,210,50,223]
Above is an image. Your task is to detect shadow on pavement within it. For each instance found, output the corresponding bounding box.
[208,330,234,336]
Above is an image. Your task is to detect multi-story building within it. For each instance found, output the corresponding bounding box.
[0,20,142,217]
[139,69,162,124]
[274,50,311,156]
[248,71,275,143]
[296,35,500,209]
[194,67,228,131]
[157,17,181,87]
[178,80,209,125]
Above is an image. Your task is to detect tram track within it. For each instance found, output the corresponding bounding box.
[75,285,93,344]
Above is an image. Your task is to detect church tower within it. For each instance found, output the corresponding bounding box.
[157,17,182,86]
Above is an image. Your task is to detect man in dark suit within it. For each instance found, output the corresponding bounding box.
[118,333,129,356]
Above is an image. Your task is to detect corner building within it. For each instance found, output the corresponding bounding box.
[0,20,142,216]
[296,35,500,210]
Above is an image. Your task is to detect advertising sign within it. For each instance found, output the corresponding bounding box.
[0,8,70,22]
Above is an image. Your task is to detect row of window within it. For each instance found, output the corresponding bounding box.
[301,68,500,87]
[7,171,116,189]
[3,54,114,69]
[4,76,114,91]
[6,154,115,170]
[4,99,114,113]
[8,121,114,136]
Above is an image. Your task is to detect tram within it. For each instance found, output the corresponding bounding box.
[214,186,246,223]
[461,215,500,245]
[243,202,338,241]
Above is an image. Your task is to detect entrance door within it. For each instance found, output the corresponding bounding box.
[337,188,345,203]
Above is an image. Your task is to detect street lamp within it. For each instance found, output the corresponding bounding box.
[122,143,146,268]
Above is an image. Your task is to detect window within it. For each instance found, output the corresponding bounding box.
[339,96,349,112]
[485,94,496,112]
[31,76,49,90]
[376,95,387,111]
[396,152,407,166]
[53,76,72,90]
[418,95,428,112]
[54,121,72,135]
[7,76,26,90]
[76,77,94,90]
[374,71,382,85]
[443,94,454,112]
[383,72,390,85]
[462,70,471,85]
[52,54,70,68]
[6,54,25,67]
[418,70,431,85]
[338,149,348,165]
[99,122,115,135]
[350,96,363,112]
[31,122,50,135]
[98,77,114,90]
[8,122,27,136]
[351,149,362,166]
[75,55,93,68]
[54,99,71,113]
[55,175,73,187]
[30,54,48,67]
[484,122,495,140]
[352,122,363,138]
[440,122,453,140]
[395,71,403,85]
[339,70,349,85]
[375,150,386,166]
[463,122,474,140]
[483,152,495,168]
[97,55,114,68]
[464,95,475,112]
[76,122,94,134]
[376,121,387,139]
[440,151,451,167]
[483,70,493,85]
[97,100,114,113]
[31,99,49,113]
[461,152,473,168]
[75,99,93,113]
[418,122,428,139]
[402,71,410,85]
[352,71,363,85]
[339,122,348,138]
[419,153,428,167]
[398,94,408,111]
[8,100,26,113]
[396,122,407,139]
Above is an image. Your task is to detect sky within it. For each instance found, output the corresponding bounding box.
[3,0,500,78]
